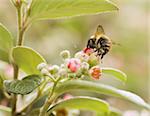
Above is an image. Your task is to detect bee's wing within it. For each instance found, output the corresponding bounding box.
[95,25,105,35]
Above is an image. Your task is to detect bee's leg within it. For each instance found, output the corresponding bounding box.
[101,54,104,59]
[87,39,93,48]
[96,49,103,63]
[87,39,96,48]
[87,39,91,48]
[97,51,102,56]
[101,49,109,59]
[96,48,102,56]
[94,49,98,52]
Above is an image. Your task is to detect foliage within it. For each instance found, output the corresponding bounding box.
[30,0,118,20]
[47,97,109,114]
[12,47,46,74]
[0,23,13,62]
[4,75,42,95]
[101,67,127,82]
[55,80,150,109]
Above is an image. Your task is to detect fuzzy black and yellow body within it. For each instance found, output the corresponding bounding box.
[87,25,112,59]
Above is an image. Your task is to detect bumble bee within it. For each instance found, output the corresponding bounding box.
[87,25,112,59]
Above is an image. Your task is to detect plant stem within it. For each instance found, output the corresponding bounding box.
[12,2,27,116]
[18,79,48,114]
[11,94,17,116]
[39,82,57,116]
[19,87,41,114]
[3,90,11,100]
[17,5,24,46]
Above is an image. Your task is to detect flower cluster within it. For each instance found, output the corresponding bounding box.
[37,48,102,81]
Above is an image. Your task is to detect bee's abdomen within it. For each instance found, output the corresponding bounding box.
[97,37,111,48]
[97,37,111,59]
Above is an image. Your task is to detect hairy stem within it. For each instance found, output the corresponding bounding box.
[39,82,57,116]
[18,80,48,114]
[18,88,41,115]
[12,1,27,116]
[17,5,24,46]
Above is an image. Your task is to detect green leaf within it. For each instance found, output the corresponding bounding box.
[97,107,122,116]
[4,75,42,95]
[0,105,11,116]
[48,97,109,114]
[108,107,122,116]
[30,0,118,20]
[0,23,13,62]
[102,67,127,83]
[55,80,150,110]
[12,46,46,74]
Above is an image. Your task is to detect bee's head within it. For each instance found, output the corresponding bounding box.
[94,25,105,39]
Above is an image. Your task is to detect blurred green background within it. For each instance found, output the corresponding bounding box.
[0,0,149,115]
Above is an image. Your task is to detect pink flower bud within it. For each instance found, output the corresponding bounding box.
[89,66,102,80]
[83,48,94,55]
[67,58,81,73]
[63,94,73,100]
[5,65,13,78]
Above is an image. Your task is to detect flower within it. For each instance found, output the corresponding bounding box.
[83,47,94,55]
[60,64,65,68]
[48,65,59,74]
[37,62,50,76]
[74,51,89,62]
[60,50,70,60]
[63,94,73,100]
[41,68,49,76]
[67,58,81,73]
[89,66,102,80]
[37,62,47,71]
[83,48,101,67]
[81,62,89,71]
[88,53,100,67]
[59,68,67,77]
